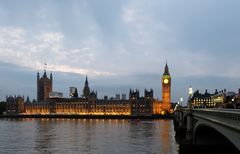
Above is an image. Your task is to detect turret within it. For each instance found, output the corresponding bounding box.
[43,69,47,78]
[37,71,40,80]
[205,89,208,94]
[129,89,139,100]
[145,89,153,99]
[26,96,30,103]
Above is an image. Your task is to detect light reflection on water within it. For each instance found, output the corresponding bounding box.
[0,119,178,154]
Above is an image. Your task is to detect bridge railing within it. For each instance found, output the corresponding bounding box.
[191,109,240,130]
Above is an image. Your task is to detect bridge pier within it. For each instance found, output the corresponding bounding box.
[173,108,186,143]
[179,111,183,127]
[186,110,193,142]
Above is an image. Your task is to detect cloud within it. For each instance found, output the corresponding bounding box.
[0,26,114,76]
[1,1,238,78]
[119,0,240,78]
[1,0,240,102]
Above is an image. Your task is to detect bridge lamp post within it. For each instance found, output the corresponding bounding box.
[174,102,180,111]
[232,98,236,109]
[180,97,183,106]
[186,87,193,141]
[188,86,193,109]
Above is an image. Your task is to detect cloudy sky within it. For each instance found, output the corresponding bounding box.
[0,0,240,104]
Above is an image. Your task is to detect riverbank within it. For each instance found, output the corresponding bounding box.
[0,114,174,119]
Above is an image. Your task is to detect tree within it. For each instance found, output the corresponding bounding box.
[0,101,7,114]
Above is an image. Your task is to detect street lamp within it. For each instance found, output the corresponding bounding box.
[189,86,193,97]
[180,97,183,106]
[188,86,193,109]
[232,98,236,109]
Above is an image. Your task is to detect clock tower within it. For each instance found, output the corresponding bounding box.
[162,62,171,112]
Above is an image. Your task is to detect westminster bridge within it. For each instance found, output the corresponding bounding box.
[174,108,240,151]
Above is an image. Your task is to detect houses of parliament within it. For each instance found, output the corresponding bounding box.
[6,63,172,116]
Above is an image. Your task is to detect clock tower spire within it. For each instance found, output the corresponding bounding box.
[163,61,170,75]
[162,62,171,112]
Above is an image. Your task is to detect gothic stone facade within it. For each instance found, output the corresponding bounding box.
[6,63,171,116]
[6,89,153,116]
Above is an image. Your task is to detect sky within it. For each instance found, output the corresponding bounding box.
[0,0,240,105]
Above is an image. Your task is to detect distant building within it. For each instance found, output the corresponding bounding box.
[189,88,240,109]
[191,89,217,108]
[69,87,78,98]
[6,63,173,116]
[233,89,240,109]
[122,94,127,100]
[49,91,63,98]
[37,70,52,102]
[212,89,239,108]
[69,87,76,96]
[6,95,25,114]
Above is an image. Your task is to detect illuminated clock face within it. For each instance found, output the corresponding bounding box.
[163,79,169,84]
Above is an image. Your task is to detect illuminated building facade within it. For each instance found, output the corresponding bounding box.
[6,64,172,116]
[153,99,163,114]
[212,89,240,108]
[190,88,240,109]
[191,89,217,108]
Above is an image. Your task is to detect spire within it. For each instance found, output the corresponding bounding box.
[37,71,40,79]
[83,75,90,97]
[163,61,170,75]
[26,96,30,103]
[43,69,47,77]
[85,75,88,86]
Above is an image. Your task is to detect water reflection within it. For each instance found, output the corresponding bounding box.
[0,119,178,154]
[161,120,171,154]
[34,119,56,153]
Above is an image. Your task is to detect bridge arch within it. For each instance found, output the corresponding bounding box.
[193,119,240,151]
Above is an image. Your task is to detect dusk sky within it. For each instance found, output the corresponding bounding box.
[1,0,240,105]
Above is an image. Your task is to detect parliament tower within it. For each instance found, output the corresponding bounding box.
[37,69,52,102]
[162,62,171,112]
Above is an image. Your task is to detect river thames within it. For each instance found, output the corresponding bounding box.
[0,118,178,154]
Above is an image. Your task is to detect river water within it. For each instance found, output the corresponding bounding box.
[0,119,178,154]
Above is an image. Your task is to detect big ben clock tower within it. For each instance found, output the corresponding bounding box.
[162,62,171,112]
